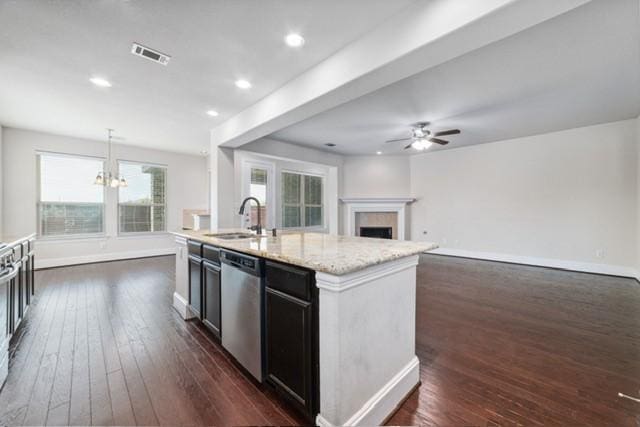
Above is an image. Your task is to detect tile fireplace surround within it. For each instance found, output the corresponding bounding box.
[341,198,416,241]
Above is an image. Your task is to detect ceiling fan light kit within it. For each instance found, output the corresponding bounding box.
[411,139,433,151]
[385,122,461,151]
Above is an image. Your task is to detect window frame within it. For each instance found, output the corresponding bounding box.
[280,169,325,230]
[117,159,168,236]
[36,151,107,240]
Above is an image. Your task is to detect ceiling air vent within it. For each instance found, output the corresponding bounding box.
[131,43,170,65]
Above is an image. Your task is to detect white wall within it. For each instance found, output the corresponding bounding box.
[342,156,410,198]
[409,119,638,276]
[2,127,208,268]
[209,146,235,228]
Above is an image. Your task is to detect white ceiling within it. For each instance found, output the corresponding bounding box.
[270,0,640,156]
[0,0,415,154]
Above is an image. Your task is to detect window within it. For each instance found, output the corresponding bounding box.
[118,161,167,233]
[38,153,105,237]
[249,167,269,227]
[281,172,323,228]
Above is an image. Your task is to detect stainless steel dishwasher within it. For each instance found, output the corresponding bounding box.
[220,249,264,382]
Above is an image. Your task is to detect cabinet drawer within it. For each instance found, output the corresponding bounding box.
[187,240,203,257]
[266,261,313,302]
[202,245,220,265]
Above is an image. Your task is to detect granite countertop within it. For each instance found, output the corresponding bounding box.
[173,229,438,276]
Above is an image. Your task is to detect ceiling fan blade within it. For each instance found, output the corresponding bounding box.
[433,129,460,137]
[428,138,449,145]
[404,143,414,150]
[385,137,411,143]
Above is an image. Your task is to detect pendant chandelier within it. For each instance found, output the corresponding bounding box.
[94,128,127,188]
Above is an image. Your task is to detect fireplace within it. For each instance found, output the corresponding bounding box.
[342,198,416,241]
[359,226,392,239]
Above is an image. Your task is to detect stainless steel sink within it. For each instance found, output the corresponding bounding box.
[204,232,255,240]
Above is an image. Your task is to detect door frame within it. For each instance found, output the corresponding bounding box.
[240,159,276,229]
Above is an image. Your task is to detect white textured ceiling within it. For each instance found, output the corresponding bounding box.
[270,0,640,156]
[0,0,415,153]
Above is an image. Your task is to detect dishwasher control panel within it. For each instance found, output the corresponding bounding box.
[220,250,262,276]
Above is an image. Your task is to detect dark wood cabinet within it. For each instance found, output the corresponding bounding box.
[188,241,220,335]
[265,260,318,420]
[188,254,202,319]
[266,288,313,411]
[202,260,221,338]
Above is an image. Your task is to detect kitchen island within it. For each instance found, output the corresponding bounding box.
[172,229,436,426]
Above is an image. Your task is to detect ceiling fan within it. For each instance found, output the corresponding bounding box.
[385,122,460,151]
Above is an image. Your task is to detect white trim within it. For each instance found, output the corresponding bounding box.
[172,292,194,319]
[340,197,416,204]
[316,356,420,427]
[35,247,175,269]
[316,255,420,293]
[431,248,638,278]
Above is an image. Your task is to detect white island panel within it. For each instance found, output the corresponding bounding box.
[316,255,420,426]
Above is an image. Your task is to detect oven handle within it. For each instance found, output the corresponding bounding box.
[0,265,18,283]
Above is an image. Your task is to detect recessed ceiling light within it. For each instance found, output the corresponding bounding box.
[200,149,209,156]
[206,110,219,117]
[325,143,336,147]
[89,77,112,87]
[376,151,382,155]
[285,33,305,48]
[235,79,252,89]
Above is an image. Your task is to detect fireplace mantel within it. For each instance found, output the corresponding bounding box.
[340,197,416,204]
[341,197,416,240]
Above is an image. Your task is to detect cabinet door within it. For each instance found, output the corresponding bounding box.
[29,240,35,296]
[10,273,20,334]
[265,287,313,416]
[202,261,221,338]
[20,259,28,316]
[188,255,202,318]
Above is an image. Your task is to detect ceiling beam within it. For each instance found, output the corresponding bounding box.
[211,0,592,149]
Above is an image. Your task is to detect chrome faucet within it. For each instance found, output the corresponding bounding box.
[238,197,262,235]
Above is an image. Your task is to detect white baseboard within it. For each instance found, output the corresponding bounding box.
[35,247,176,269]
[430,248,638,279]
[173,292,195,320]
[316,356,420,427]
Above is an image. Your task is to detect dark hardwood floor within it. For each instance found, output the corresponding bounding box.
[1,254,639,426]
[389,255,640,427]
